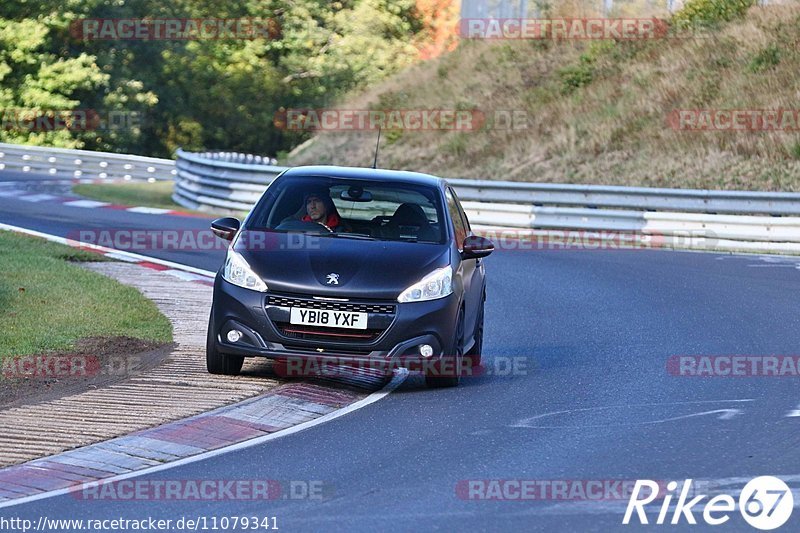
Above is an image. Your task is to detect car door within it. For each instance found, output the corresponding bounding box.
[445,186,483,348]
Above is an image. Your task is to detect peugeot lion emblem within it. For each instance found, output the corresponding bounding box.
[326,273,340,285]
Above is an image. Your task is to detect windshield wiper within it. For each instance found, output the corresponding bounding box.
[326,232,377,241]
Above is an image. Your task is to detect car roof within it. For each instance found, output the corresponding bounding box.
[281,165,446,188]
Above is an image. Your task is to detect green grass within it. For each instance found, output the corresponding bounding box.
[72,181,244,217]
[0,231,172,360]
[72,181,181,210]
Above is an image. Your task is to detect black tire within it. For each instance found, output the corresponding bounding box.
[206,311,244,375]
[465,299,484,368]
[425,308,464,388]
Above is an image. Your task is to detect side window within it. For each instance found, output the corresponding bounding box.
[445,188,467,249]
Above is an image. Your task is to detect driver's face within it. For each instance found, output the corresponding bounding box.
[306,196,327,222]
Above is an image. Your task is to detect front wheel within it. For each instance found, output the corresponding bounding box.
[206,311,244,375]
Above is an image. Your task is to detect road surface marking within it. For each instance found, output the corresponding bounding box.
[126,206,173,214]
[512,399,754,429]
[18,194,57,202]
[0,368,407,509]
[62,199,111,208]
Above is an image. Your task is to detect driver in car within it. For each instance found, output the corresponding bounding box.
[301,190,349,232]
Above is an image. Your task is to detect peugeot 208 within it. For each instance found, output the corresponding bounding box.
[207,166,493,387]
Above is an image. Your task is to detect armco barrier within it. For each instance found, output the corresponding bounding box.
[173,149,287,211]
[172,149,800,254]
[0,142,176,181]
[2,143,799,254]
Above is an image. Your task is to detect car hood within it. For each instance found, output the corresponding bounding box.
[234,231,451,300]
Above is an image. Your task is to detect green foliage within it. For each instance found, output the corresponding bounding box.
[0,0,429,156]
[672,0,756,28]
[384,129,404,144]
[441,132,467,157]
[792,142,800,161]
[748,44,781,73]
[557,40,624,95]
[558,58,594,94]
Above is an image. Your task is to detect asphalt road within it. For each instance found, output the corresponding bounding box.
[2,171,800,532]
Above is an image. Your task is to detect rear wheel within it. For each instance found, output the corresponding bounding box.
[425,308,464,388]
[206,311,244,375]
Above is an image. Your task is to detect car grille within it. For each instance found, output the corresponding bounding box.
[276,324,384,342]
[282,344,374,357]
[265,294,396,345]
[266,295,396,315]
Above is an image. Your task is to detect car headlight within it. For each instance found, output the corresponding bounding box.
[222,249,268,292]
[398,266,452,303]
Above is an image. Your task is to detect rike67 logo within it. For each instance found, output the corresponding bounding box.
[623,477,794,530]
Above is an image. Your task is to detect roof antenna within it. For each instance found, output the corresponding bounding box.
[372,127,381,169]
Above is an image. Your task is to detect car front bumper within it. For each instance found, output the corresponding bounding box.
[209,275,461,369]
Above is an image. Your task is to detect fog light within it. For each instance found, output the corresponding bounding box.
[419,344,434,358]
[227,329,243,343]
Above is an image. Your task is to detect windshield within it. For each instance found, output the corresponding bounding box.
[246,176,446,244]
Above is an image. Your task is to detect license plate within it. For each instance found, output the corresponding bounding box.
[289,308,368,330]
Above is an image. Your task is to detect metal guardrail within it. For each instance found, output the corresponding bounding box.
[173,149,800,254]
[173,149,288,211]
[0,142,176,181]
[450,180,800,216]
[2,143,796,253]
[173,150,800,252]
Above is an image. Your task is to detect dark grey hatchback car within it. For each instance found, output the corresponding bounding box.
[207,166,493,387]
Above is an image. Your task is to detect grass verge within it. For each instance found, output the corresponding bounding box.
[72,181,182,210]
[0,231,173,360]
[72,181,243,218]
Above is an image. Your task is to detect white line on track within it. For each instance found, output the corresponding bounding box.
[62,199,111,208]
[18,194,57,202]
[0,369,408,509]
[125,206,173,214]
[0,222,409,509]
[0,223,215,278]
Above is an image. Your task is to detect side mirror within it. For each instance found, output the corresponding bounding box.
[211,217,241,241]
[462,235,494,259]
